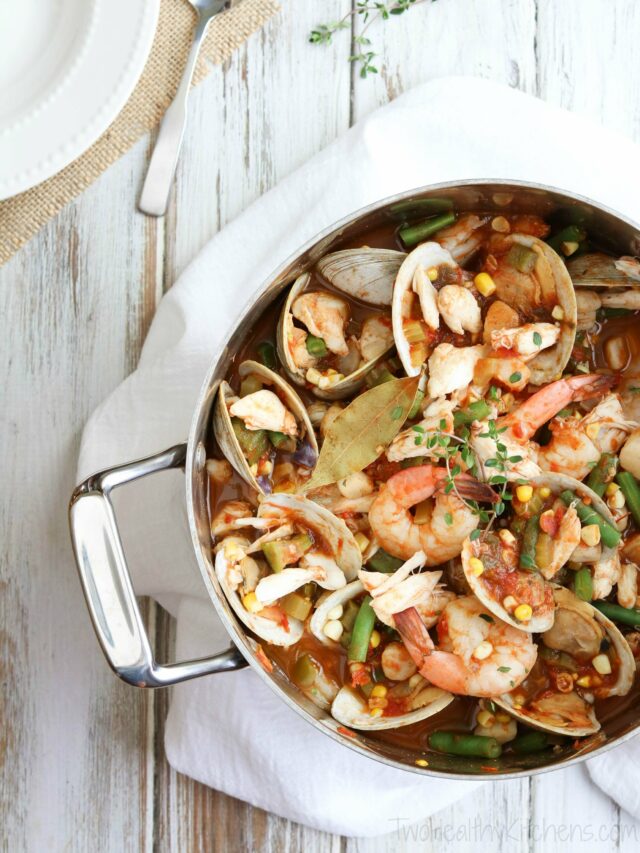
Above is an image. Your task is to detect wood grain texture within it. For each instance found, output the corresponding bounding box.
[4,0,640,851]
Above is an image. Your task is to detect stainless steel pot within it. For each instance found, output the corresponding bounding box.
[69,180,640,778]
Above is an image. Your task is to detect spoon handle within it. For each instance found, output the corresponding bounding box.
[139,12,212,217]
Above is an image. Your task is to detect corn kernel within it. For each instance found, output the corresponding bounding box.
[495,712,512,724]
[469,557,485,576]
[514,603,533,622]
[473,641,493,660]
[354,532,370,553]
[426,267,439,282]
[608,489,626,510]
[242,592,263,614]
[592,653,612,675]
[323,620,343,642]
[476,709,495,728]
[503,595,517,611]
[606,482,620,497]
[512,694,525,708]
[474,272,497,297]
[539,486,551,499]
[415,758,429,767]
[516,485,533,503]
[370,629,381,649]
[305,367,323,386]
[498,529,516,546]
[581,524,601,547]
[326,604,343,621]
[576,675,592,688]
[561,241,580,257]
[551,305,565,321]
[371,684,388,698]
[369,707,384,718]
[491,216,510,233]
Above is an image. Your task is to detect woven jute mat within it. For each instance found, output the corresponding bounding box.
[0,0,279,266]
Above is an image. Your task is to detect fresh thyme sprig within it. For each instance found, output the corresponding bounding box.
[309,1,438,79]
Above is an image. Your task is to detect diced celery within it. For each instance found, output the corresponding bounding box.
[268,431,297,452]
[281,592,313,621]
[239,375,263,397]
[293,654,318,687]
[506,244,537,274]
[231,418,269,465]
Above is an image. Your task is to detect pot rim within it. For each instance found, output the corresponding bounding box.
[185,178,640,780]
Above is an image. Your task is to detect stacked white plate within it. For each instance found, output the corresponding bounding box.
[0,0,159,199]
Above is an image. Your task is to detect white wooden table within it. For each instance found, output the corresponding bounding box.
[3,1,640,849]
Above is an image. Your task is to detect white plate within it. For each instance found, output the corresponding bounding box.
[0,0,159,200]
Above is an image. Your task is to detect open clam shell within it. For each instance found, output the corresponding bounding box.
[257,493,362,581]
[213,359,318,495]
[492,235,577,385]
[331,684,454,731]
[494,587,635,736]
[463,473,616,633]
[316,248,406,306]
[310,580,363,645]
[214,539,304,647]
[391,242,457,377]
[277,273,394,400]
[567,252,640,287]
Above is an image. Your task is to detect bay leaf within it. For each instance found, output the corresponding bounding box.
[304,375,421,491]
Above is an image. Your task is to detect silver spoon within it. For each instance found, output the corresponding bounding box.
[139,0,228,217]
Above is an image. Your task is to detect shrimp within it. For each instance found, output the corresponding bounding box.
[368,463,497,563]
[291,291,350,355]
[434,214,489,264]
[394,598,537,697]
[538,394,637,480]
[229,389,298,436]
[359,551,455,628]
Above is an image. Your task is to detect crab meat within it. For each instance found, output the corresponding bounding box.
[600,290,640,310]
[437,285,482,335]
[229,390,298,436]
[490,322,560,360]
[291,291,350,356]
[288,324,317,369]
[412,265,439,330]
[387,397,457,462]
[359,314,394,362]
[614,256,640,281]
[426,343,486,398]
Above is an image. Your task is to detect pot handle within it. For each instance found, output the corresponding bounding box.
[69,443,248,687]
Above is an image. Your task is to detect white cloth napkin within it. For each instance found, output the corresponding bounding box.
[78,76,640,836]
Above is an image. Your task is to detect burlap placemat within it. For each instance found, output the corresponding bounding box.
[0,0,279,266]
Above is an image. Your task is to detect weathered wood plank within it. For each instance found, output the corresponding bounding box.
[0,144,158,851]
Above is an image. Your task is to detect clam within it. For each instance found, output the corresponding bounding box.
[257,493,362,581]
[277,273,395,400]
[316,248,406,306]
[391,242,461,376]
[491,235,577,385]
[462,473,617,633]
[213,359,318,494]
[567,252,640,287]
[214,536,304,647]
[331,683,453,732]
[494,587,635,737]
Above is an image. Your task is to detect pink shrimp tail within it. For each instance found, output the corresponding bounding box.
[393,606,435,670]
[385,464,498,506]
[502,373,617,440]
[436,472,500,504]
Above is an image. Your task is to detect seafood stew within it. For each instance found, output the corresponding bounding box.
[206,197,640,773]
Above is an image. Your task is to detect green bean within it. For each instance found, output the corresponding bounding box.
[454,400,491,428]
[305,334,328,358]
[398,212,456,249]
[347,596,376,662]
[511,731,550,754]
[560,490,621,548]
[546,225,587,253]
[519,514,540,571]
[573,567,594,602]
[428,731,502,759]
[586,453,618,497]
[597,307,633,320]
[616,472,640,527]
[257,341,277,370]
[367,548,404,574]
[592,601,640,628]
